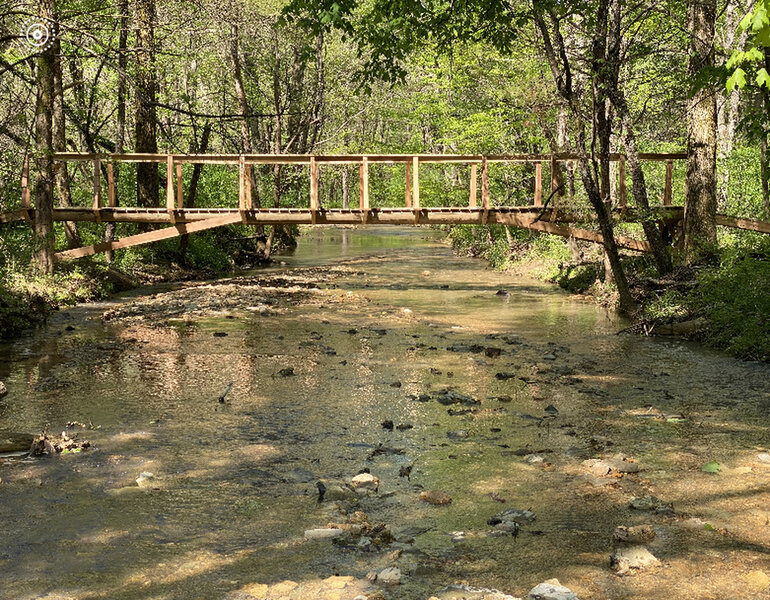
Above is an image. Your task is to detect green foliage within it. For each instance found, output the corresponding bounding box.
[694,247,770,360]
[726,0,770,91]
[0,263,116,338]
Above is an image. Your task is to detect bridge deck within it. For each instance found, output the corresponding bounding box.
[5,152,770,262]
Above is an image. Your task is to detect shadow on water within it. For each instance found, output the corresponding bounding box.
[0,227,769,600]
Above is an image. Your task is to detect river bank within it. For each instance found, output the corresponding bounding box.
[2,227,770,600]
[448,224,770,362]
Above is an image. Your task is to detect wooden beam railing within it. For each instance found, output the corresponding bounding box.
[32,151,688,236]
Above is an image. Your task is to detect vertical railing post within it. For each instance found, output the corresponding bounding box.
[405,160,412,208]
[663,160,673,206]
[166,155,175,223]
[534,162,542,207]
[412,156,420,224]
[469,163,478,208]
[107,162,117,208]
[176,162,184,209]
[359,156,369,223]
[238,155,247,222]
[550,154,559,202]
[481,155,489,224]
[618,154,627,209]
[310,155,319,224]
[93,157,102,222]
[549,154,560,222]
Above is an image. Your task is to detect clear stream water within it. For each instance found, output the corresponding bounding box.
[1,227,769,600]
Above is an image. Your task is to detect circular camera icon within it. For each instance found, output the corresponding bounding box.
[20,17,56,54]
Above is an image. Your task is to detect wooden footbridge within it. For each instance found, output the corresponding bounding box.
[3,152,769,262]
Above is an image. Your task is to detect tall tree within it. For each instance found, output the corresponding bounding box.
[52,33,80,249]
[33,0,57,274]
[134,0,159,208]
[106,0,130,261]
[683,0,718,262]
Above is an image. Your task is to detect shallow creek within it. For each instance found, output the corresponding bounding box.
[1,227,770,600]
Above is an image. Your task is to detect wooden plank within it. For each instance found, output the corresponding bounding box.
[361,157,369,210]
[0,209,31,223]
[166,155,175,223]
[176,162,183,209]
[51,151,690,169]
[93,158,102,222]
[716,214,770,234]
[481,156,489,224]
[238,155,247,214]
[618,154,627,208]
[412,156,420,224]
[534,162,542,206]
[244,164,253,210]
[663,160,673,206]
[469,164,477,207]
[405,161,412,208]
[496,212,651,252]
[107,162,117,207]
[310,156,319,225]
[55,214,243,261]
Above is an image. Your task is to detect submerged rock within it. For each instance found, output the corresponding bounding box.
[434,584,521,599]
[0,381,7,397]
[488,508,536,525]
[629,495,674,515]
[304,528,344,540]
[419,490,452,505]
[613,525,655,545]
[136,472,155,487]
[277,367,295,377]
[0,432,34,453]
[610,545,660,573]
[434,389,479,406]
[527,579,579,600]
[351,472,380,491]
[377,567,401,585]
[583,457,641,477]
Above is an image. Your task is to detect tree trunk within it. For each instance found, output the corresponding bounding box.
[716,0,745,210]
[52,34,80,249]
[107,0,129,261]
[683,0,718,263]
[134,0,158,209]
[33,0,57,275]
[760,47,770,219]
[533,3,636,313]
[179,123,211,259]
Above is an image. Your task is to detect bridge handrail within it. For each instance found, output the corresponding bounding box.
[20,151,686,219]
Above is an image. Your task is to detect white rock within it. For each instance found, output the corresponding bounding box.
[610,545,660,573]
[0,381,7,397]
[135,472,155,487]
[377,567,401,585]
[351,472,379,491]
[528,579,579,600]
[304,528,344,540]
[525,454,545,464]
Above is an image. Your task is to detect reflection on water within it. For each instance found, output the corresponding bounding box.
[0,227,769,600]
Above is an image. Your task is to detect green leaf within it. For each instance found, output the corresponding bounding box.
[702,461,722,474]
[727,68,747,92]
[752,5,770,31]
[757,68,770,88]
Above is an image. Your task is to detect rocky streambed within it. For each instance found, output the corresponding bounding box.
[1,227,770,600]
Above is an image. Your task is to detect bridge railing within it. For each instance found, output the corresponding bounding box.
[21,152,687,221]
